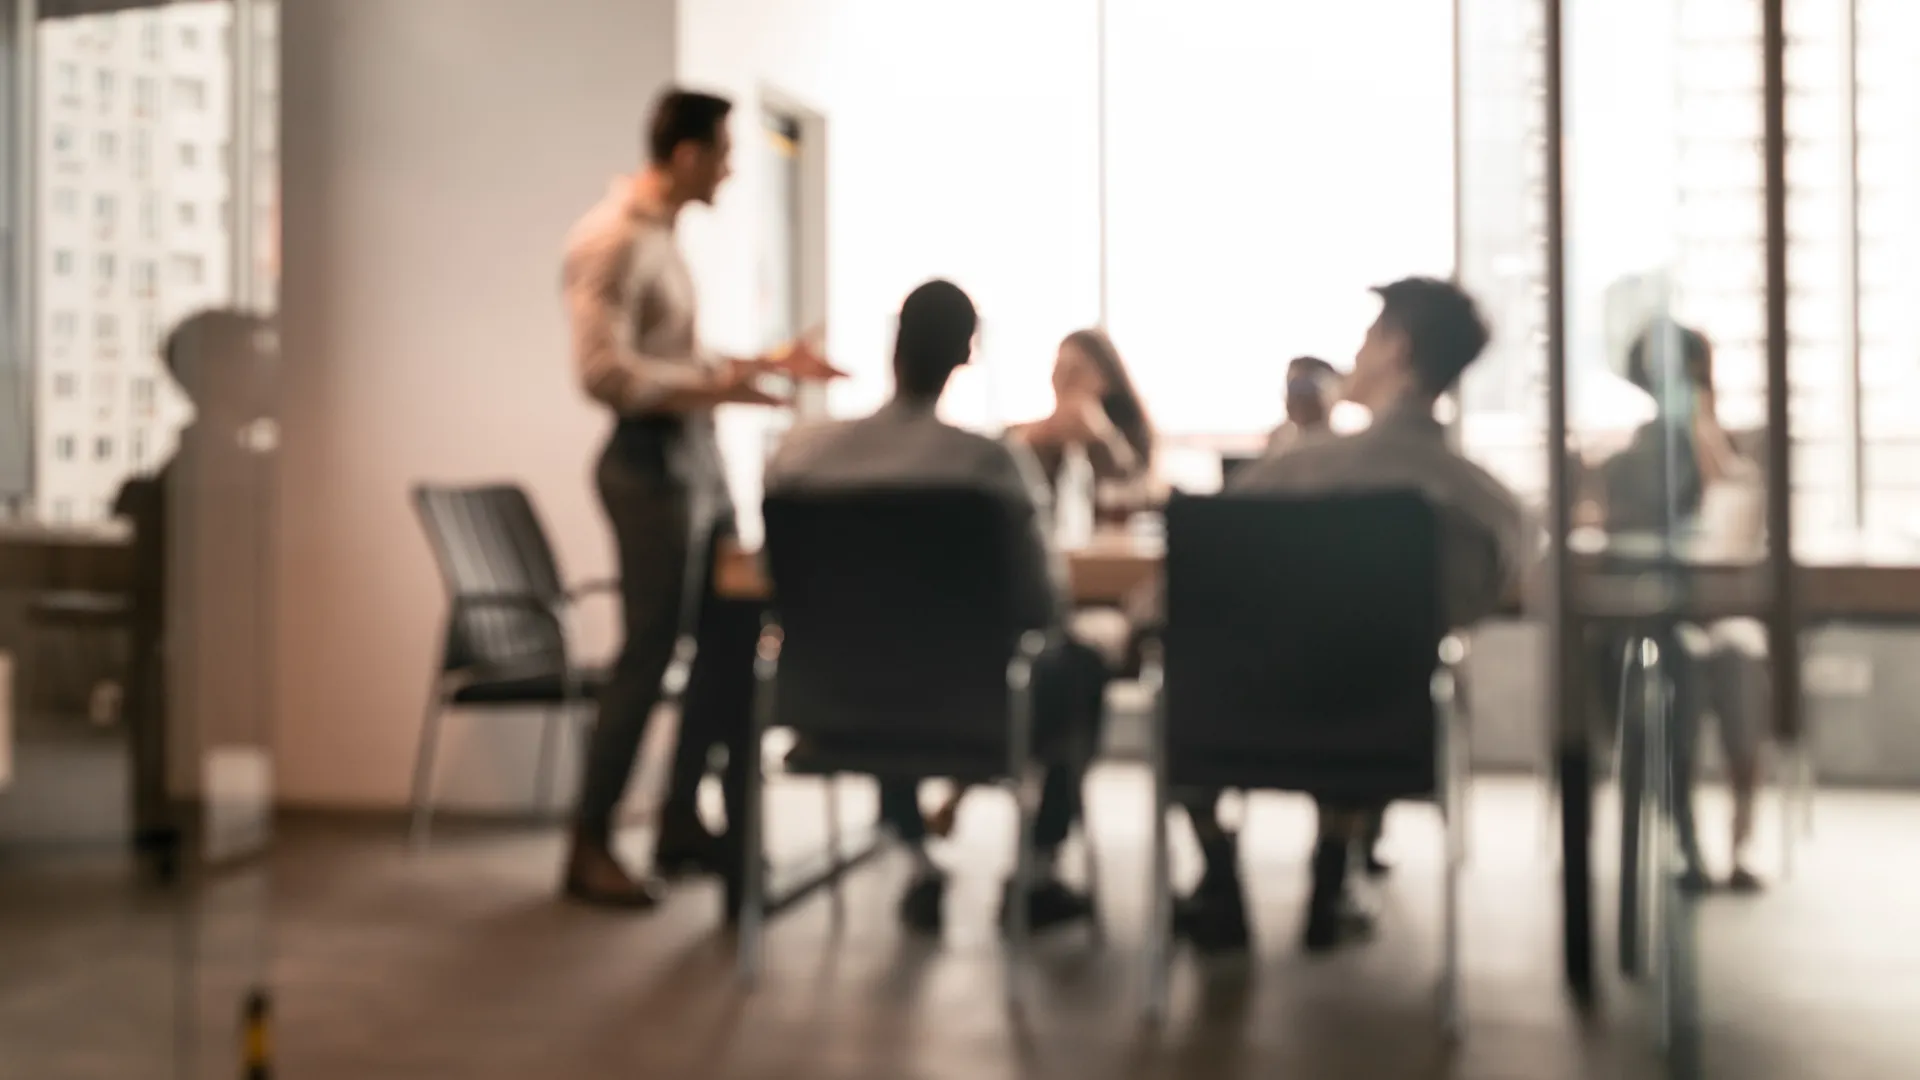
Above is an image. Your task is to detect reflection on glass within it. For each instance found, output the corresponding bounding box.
[30,1,253,524]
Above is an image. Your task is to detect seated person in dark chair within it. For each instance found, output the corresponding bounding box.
[765,279,1110,937]
[114,309,276,875]
[1178,277,1529,953]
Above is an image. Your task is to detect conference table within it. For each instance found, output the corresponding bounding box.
[715,525,1920,993]
[717,528,1920,619]
[0,518,150,858]
[0,518,135,594]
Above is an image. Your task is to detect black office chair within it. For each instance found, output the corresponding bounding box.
[1142,491,1469,1034]
[1218,452,1261,488]
[737,488,1083,1000]
[408,484,619,847]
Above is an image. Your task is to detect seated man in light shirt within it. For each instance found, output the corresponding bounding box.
[765,279,1110,938]
[1176,277,1531,955]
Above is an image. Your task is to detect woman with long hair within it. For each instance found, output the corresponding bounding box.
[1008,328,1156,490]
[925,330,1155,841]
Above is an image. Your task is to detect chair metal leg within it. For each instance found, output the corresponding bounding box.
[1780,751,1798,881]
[1647,658,1680,1057]
[409,692,449,850]
[1007,777,1035,1007]
[533,707,563,817]
[824,774,846,929]
[1798,746,1816,838]
[1642,644,1670,986]
[1616,637,1647,979]
[1141,648,1171,1025]
[1004,634,1042,1010]
[1081,815,1107,945]
[1433,656,1465,1040]
[737,626,779,988]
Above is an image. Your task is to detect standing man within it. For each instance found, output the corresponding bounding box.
[560,88,839,909]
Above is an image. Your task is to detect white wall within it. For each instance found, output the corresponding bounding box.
[277,0,676,808]
[676,0,1104,537]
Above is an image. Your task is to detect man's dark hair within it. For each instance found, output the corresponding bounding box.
[1371,277,1491,396]
[646,90,733,165]
[894,279,977,399]
[1626,318,1713,398]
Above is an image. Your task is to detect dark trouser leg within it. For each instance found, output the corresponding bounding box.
[573,456,690,844]
[1665,641,1708,877]
[1177,789,1233,877]
[1028,639,1111,857]
[661,524,763,839]
[1304,800,1371,950]
[879,781,929,845]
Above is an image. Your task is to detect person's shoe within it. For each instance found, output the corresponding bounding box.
[563,841,664,910]
[1303,891,1376,953]
[1172,884,1252,954]
[1302,836,1372,954]
[1171,832,1250,953]
[999,877,1096,936]
[1725,866,1766,894]
[652,816,728,879]
[1361,847,1392,879]
[927,795,962,839]
[898,869,948,936]
[1677,866,1716,895]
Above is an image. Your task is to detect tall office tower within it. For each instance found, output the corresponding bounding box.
[1671,0,1920,528]
[1455,0,1552,499]
[34,4,233,523]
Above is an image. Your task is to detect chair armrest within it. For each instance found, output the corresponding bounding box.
[566,578,620,601]
[450,592,564,629]
[1433,634,1470,722]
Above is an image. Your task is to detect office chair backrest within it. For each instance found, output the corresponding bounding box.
[762,488,1032,756]
[1163,491,1445,800]
[1219,453,1260,488]
[412,484,567,676]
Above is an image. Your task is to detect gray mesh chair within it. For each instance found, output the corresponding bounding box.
[408,484,617,846]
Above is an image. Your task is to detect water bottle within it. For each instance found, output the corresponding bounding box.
[1056,442,1096,551]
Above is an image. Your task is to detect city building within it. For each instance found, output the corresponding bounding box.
[33,3,233,522]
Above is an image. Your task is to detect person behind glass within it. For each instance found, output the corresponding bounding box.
[559,88,843,909]
[1266,355,1340,455]
[114,309,274,879]
[766,280,1111,937]
[1592,320,1766,893]
[1175,278,1529,954]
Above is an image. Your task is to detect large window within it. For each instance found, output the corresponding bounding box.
[2,0,278,521]
[1457,0,1920,543]
[1101,0,1455,438]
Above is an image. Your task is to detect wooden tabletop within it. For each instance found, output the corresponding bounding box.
[714,530,1920,621]
[0,518,135,593]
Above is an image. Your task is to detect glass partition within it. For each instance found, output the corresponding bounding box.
[1482,0,1920,1074]
[0,1,278,1075]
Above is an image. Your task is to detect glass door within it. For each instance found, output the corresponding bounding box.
[0,1,279,1074]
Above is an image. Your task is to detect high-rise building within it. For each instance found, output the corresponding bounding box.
[34,4,234,523]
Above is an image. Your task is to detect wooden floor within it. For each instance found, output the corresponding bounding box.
[4,772,1917,1078]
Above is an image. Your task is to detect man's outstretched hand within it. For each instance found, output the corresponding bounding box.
[757,334,847,383]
